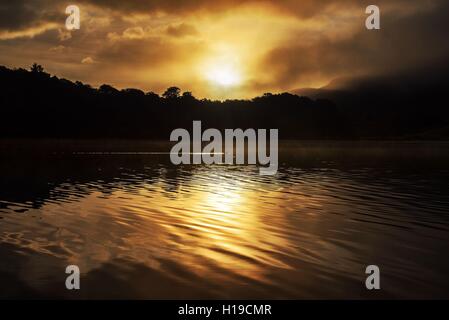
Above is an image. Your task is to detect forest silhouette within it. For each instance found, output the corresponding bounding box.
[0,64,448,140]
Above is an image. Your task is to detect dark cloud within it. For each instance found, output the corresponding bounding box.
[0,1,39,30]
[0,0,438,32]
[78,0,256,14]
[262,0,449,89]
[75,0,429,18]
[0,0,63,31]
[0,0,447,98]
[64,0,361,19]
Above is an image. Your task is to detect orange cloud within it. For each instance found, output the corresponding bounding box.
[0,0,447,99]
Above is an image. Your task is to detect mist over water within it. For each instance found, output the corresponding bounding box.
[1,141,449,299]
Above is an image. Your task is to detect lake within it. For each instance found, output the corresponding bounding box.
[1,140,449,299]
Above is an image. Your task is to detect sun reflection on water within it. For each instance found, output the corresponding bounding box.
[3,151,449,299]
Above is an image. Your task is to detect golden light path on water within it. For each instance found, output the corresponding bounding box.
[85,173,295,285]
[0,160,346,299]
[2,147,449,298]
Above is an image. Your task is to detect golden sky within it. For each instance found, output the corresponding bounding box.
[0,0,448,99]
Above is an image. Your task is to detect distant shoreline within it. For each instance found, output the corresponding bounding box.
[2,65,449,141]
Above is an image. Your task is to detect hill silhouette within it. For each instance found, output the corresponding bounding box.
[294,61,449,139]
[0,64,447,140]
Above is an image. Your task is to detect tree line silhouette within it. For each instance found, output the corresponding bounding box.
[0,64,447,140]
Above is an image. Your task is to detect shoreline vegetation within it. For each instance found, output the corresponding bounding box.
[1,64,448,141]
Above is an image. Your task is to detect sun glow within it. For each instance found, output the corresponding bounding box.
[206,64,241,87]
[200,45,243,88]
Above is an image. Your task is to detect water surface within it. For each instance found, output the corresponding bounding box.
[1,141,449,299]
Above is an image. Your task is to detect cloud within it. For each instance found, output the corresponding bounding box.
[0,0,63,37]
[49,45,66,53]
[81,56,95,64]
[166,23,198,38]
[259,0,449,89]
[0,0,44,30]
[123,26,147,39]
[57,28,72,41]
[97,33,204,68]
[0,0,448,98]
[107,26,159,41]
[0,22,59,40]
[0,0,439,35]
[75,0,430,18]
[77,0,256,15]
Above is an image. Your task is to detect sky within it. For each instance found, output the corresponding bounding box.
[0,0,448,99]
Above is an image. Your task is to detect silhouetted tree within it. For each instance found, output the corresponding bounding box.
[146,91,160,99]
[162,87,181,99]
[30,63,44,73]
[122,88,145,96]
[180,91,196,105]
[99,84,119,95]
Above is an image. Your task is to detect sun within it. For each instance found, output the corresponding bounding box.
[206,64,241,87]
[200,47,243,88]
